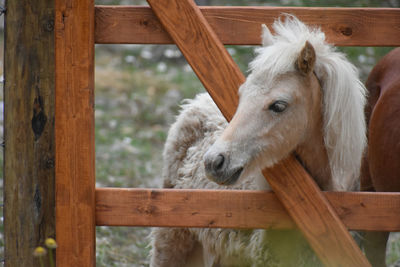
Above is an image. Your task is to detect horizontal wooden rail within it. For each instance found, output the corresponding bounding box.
[95,6,400,46]
[96,188,400,231]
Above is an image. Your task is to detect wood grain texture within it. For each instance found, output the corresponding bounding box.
[95,6,400,46]
[55,0,95,266]
[327,191,400,231]
[4,0,55,266]
[147,0,242,119]
[263,158,371,266]
[96,188,400,231]
[147,1,370,266]
[96,188,294,229]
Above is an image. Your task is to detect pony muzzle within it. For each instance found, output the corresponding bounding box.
[204,152,244,185]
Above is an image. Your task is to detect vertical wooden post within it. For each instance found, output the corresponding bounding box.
[4,0,55,266]
[55,0,95,266]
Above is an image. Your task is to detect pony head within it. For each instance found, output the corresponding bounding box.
[203,15,366,190]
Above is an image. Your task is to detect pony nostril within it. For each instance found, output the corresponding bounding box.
[213,154,225,171]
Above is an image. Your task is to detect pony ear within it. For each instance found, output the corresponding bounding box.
[261,24,274,46]
[296,41,316,75]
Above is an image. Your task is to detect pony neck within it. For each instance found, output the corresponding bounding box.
[295,119,333,190]
[295,73,333,191]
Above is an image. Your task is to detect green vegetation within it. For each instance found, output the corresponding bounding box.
[93,41,400,266]
[92,1,400,264]
[0,0,399,266]
[94,45,204,266]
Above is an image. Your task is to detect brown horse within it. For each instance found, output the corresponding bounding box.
[362,47,400,267]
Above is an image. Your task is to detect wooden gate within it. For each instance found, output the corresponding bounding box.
[51,1,400,266]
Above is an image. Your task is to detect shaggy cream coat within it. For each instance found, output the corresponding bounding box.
[150,94,320,267]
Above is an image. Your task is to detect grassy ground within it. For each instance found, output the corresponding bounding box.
[0,38,399,267]
[1,1,400,266]
[92,43,400,266]
[94,44,205,266]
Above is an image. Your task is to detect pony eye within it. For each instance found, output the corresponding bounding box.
[268,100,288,113]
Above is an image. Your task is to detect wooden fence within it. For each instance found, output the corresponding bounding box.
[56,2,400,267]
[5,0,400,266]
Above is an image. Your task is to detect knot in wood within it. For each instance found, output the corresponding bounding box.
[339,26,352,36]
[44,19,54,32]
[32,96,47,140]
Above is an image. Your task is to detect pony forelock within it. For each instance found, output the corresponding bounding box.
[249,15,367,189]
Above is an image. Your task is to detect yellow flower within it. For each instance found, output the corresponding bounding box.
[45,238,58,249]
[33,246,47,257]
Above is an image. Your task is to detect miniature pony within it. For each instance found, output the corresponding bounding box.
[150,16,366,267]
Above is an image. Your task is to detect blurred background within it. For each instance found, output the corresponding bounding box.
[1,0,400,266]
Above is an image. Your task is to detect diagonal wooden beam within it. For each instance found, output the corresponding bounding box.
[263,158,371,266]
[147,0,241,120]
[146,0,370,266]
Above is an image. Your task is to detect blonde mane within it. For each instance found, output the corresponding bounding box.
[250,16,367,189]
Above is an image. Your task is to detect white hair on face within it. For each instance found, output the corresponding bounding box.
[250,15,367,190]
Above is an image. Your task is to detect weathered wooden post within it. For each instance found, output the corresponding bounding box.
[4,0,55,266]
[5,0,96,265]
